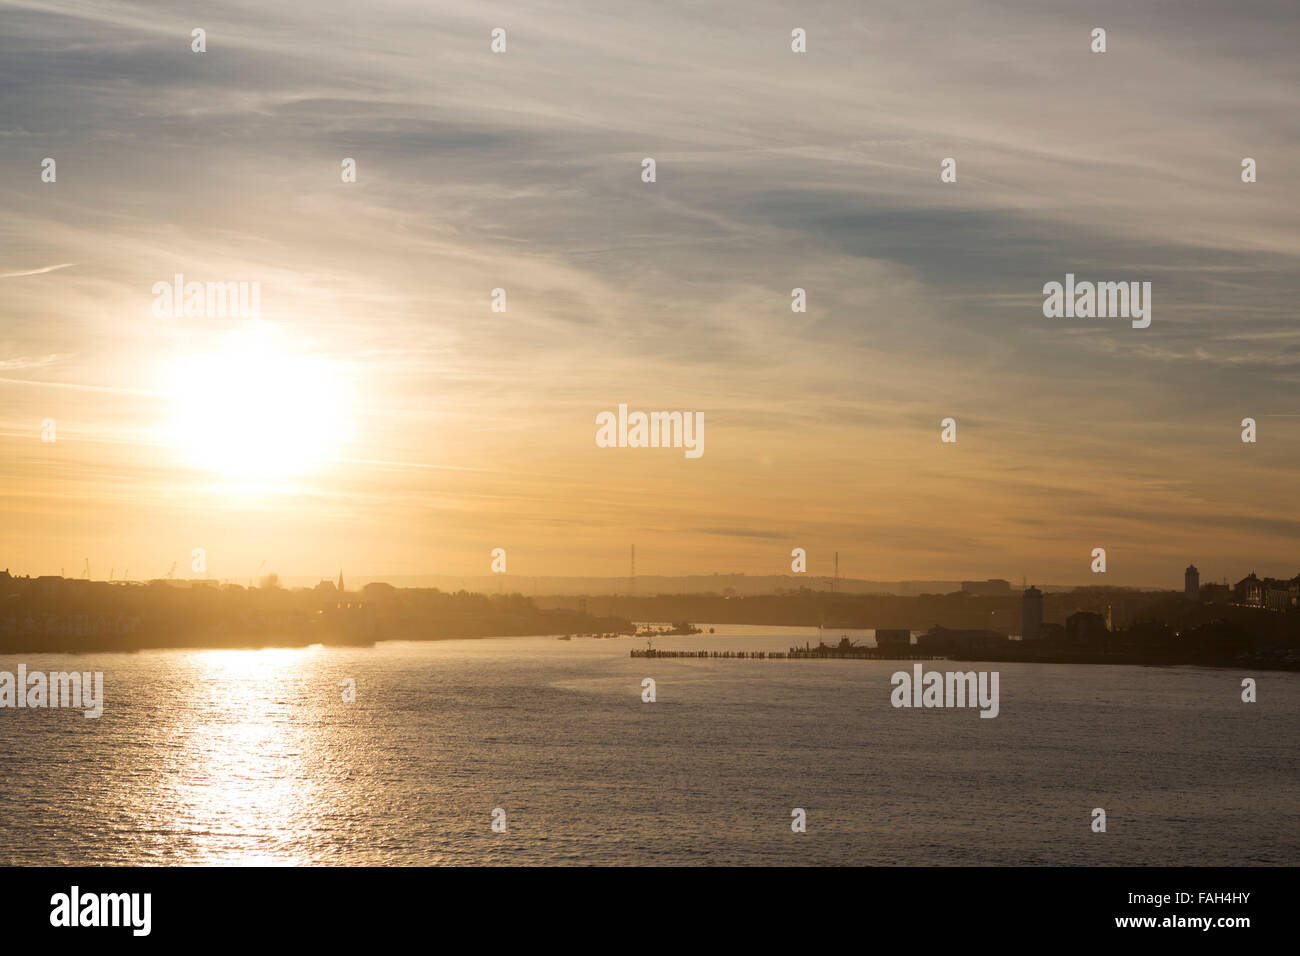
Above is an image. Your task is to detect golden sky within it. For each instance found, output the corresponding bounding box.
[2,0,1298,587]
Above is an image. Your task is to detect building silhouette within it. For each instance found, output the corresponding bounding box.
[1065,611,1109,646]
[916,625,1008,654]
[1235,573,1262,605]
[875,628,911,649]
[1022,585,1043,641]
[1185,564,1200,602]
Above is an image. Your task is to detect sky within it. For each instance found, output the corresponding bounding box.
[1,0,1298,588]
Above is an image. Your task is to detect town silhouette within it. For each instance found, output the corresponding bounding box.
[3,565,1296,669]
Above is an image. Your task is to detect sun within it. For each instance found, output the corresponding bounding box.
[162,328,351,481]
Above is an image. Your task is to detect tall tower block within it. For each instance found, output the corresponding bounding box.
[1022,585,1043,641]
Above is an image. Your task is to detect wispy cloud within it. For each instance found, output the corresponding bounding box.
[0,354,61,370]
[0,263,75,279]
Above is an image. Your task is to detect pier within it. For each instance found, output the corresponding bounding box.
[630,647,947,661]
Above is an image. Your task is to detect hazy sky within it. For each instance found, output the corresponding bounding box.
[2,0,1298,587]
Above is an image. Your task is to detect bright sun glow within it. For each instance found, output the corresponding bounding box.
[163,328,351,481]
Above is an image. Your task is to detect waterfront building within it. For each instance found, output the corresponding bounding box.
[1022,586,1043,641]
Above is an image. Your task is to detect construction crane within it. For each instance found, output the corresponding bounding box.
[166,562,176,580]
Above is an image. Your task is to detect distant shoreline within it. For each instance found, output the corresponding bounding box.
[630,646,1299,671]
[0,628,636,656]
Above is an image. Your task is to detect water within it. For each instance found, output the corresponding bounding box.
[1,625,1295,865]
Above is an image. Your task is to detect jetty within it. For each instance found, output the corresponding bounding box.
[631,637,945,661]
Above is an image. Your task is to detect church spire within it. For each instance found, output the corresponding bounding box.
[337,570,344,592]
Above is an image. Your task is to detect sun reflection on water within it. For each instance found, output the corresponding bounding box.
[157,647,327,865]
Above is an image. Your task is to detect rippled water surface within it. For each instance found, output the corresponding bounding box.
[1,625,1296,865]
